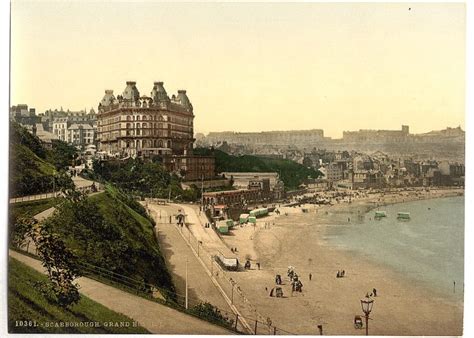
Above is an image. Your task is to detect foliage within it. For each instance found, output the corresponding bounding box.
[9,122,74,197]
[93,158,196,201]
[47,140,78,170]
[10,120,47,159]
[194,148,322,190]
[8,257,149,333]
[29,219,82,308]
[9,216,36,249]
[189,302,234,328]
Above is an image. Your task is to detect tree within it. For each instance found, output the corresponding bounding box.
[33,223,81,307]
[9,216,36,249]
[48,140,78,170]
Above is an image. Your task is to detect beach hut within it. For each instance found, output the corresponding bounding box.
[239,213,249,224]
[218,224,229,234]
[397,212,410,220]
[215,254,239,271]
[249,208,269,218]
[374,211,387,218]
[248,216,257,224]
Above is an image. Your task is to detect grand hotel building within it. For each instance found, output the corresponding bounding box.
[97,81,194,157]
[97,81,215,180]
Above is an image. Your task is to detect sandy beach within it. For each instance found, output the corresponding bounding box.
[221,188,464,335]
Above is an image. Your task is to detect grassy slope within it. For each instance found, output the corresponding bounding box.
[83,187,174,293]
[13,143,56,176]
[8,257,149,334]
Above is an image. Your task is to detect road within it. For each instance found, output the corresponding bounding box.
[9,250,233,334]
[148,204,234,314]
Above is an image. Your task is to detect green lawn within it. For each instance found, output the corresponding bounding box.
[8,257,150,334]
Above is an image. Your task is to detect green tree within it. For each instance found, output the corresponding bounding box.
[190,302,234,328]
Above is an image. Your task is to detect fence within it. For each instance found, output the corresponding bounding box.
[10,184,104,204]
[150,207,296,335]
[9,192,61,204]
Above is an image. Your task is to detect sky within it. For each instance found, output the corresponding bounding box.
[10,1,465,138]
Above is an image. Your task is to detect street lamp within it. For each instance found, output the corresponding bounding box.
[197,240,202,257]
[360,296,374,336]
[230,278,237,305]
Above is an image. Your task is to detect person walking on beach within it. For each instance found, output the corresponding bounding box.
[309,273,312,281]
[373,288,377,297]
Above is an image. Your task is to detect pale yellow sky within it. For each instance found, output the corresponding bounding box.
[11,2,465,138]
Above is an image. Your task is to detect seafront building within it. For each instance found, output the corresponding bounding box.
[96,80,215,181]
[97,81,194,158]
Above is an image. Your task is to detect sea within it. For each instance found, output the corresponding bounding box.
[324,196,464,300]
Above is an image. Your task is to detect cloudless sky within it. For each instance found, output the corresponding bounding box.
[11,1,465,138]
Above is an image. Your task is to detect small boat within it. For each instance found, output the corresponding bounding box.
[375,211,387,218]
[397,212,410,220]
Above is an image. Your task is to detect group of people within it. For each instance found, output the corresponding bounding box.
[204,222,212,228]
[287,266,303,293]
[336,270,346,278]
[263,222,274,229]
[230,247,238,253]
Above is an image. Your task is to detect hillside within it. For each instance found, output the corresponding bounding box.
[44,184,175,297]
[194,148,322,190]
[8,257,149,334]
[9,122,77,197]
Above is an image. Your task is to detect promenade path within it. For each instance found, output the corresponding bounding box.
[175,203,234,257]
[9,250,233,334]
[148,204,233,314]
[9,176,99,204]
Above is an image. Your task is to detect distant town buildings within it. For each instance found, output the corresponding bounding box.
[41,108,97,134]
[205,129,327,147]
[199,125,465,162]
[45,109,97,148]
[342,125,410,143]
[10,104,41,126]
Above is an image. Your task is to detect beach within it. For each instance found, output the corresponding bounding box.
[222,188,464,335]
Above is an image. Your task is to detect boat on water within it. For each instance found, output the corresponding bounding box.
[374,211,387,218]
[397,212,411,220]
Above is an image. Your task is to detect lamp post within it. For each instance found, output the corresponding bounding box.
[197,240,202,257]
[360,296,374,335]
[230,278,236,305]
[185,259,189,309]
